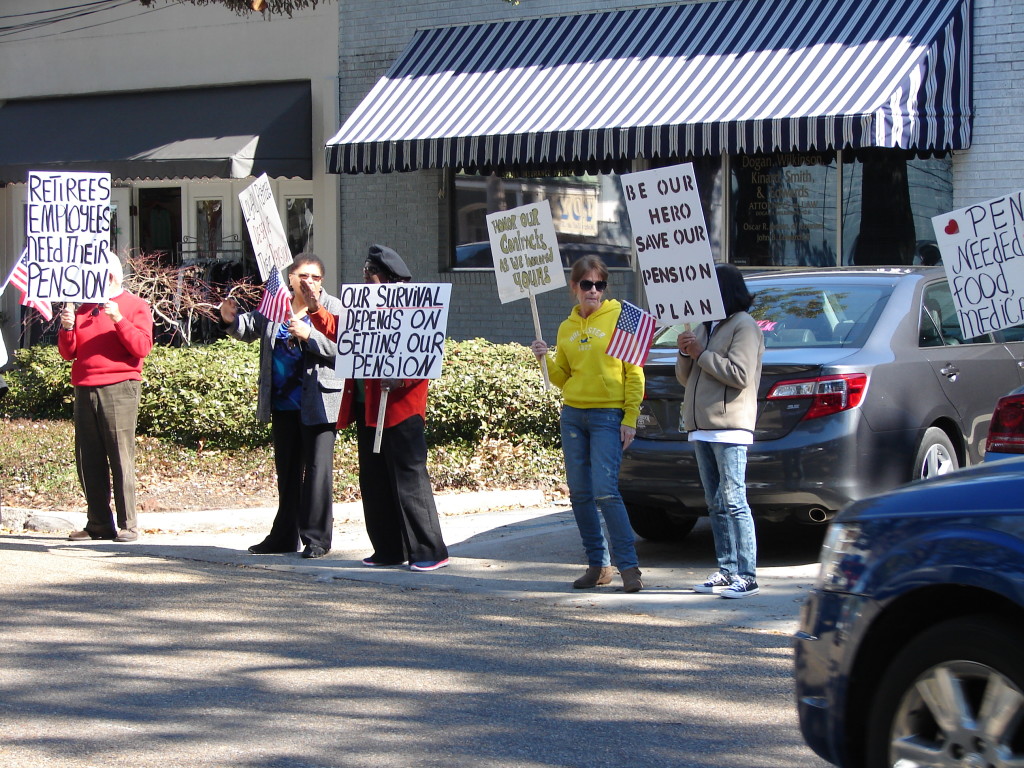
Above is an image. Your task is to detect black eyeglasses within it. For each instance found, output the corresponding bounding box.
[294,273,323,282]
[579,280,607,292]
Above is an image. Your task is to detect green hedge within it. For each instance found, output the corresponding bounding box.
[0,338,562,449]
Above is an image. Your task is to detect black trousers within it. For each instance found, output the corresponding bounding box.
[357,410,448,564]
[267,410,337,550]
[74,379,141,535]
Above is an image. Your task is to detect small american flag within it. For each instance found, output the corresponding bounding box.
[256,268,292,324]
[2,249,53,322]
[606,300,657,367]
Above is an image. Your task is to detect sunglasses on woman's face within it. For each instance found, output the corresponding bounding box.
[579,280,607,292]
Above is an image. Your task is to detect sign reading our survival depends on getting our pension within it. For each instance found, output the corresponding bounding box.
[932,190,1024,338]
[333,282,452,380]
[486,199,566,304]
[621,163,725,325]
[239,173,292,280]
[24,171,114,303]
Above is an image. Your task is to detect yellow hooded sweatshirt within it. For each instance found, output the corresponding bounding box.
[546,299,645,428]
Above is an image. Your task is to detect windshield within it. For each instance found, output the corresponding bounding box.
[652,281,893,349]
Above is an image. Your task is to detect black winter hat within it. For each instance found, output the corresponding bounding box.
[366,244,412,282]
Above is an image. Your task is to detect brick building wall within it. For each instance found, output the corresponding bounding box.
[954,0,1024,206]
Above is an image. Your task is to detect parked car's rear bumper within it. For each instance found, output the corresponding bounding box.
[619,411,913,520]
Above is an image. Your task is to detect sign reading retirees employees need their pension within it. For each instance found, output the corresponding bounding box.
[487,199,566,304]
[239,173,293,280]
[621,163,725,325]
[932,190,1024,338]
[333,282,453,380]
[23,170,115,302]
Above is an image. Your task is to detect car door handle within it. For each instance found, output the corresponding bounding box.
[940,363,960,380]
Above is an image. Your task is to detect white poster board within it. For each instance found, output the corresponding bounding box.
[0,330,7,368]
[621,163,725,325]
[239,173,292,280]
[486,200,566,304]
[23,171,114,302]
[932,190,1024,338]
[334,283,452,380]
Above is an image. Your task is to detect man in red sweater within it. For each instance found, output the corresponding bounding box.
[58,257,154,542]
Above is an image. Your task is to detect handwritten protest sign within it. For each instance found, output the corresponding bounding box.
[333,282,452,380]
[932,191,1024,338]
[23,171,114,302]
[621,163,724,325]
[239,174,292,280]
[487,200,565,304]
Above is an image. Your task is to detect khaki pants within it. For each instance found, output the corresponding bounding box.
[74,379,141,534]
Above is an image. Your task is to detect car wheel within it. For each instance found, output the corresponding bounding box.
[866,616,1024,768]
[624,505,697,541]
[915,426,958,480]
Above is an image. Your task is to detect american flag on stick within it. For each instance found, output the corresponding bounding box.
[2,249,53,322]
[606,300,657,367]
[256,268,292,324]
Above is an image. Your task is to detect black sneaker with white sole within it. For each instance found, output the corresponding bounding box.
[693,571,733,594]
[721,576,760,598]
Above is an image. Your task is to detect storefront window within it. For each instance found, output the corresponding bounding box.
[729,152,838,267]
[195,199,223,260]
[452,172,633,269]
[842,152,952,266]
[286,196,314,255]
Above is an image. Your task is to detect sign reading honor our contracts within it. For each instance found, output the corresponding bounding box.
[932,189,1024,338]
[487,199,566,304]
[621,163,725,325]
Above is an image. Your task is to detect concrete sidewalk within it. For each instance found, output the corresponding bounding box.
[1,488,822,633]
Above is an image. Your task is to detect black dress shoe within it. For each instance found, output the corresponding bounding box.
[301,545,329,559]
[248,540,298,554]
[68,529,116,541]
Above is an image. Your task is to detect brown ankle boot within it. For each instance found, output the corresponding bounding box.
[573,566,615,589]
[621,567,644,593]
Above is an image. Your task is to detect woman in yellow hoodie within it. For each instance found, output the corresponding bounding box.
[531,255,645,593]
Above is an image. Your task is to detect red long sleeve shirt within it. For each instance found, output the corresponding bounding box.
[57,290,154,387]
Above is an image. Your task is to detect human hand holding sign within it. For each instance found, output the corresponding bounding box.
[677,330,703,358]
[60,303,76,331]
[220,297,238,325]
[104,300,122,323]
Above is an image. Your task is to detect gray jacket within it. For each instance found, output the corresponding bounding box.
[675,311,764,434]
[228,291,344,426]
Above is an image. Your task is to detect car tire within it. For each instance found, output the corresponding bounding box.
[624,505,697,541]
[865,616,1024,768]
[914,426,958,480]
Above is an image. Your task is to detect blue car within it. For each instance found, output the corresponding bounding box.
[793,456,1024,767]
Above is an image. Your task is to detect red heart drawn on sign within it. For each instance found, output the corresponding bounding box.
[944,219,959,235]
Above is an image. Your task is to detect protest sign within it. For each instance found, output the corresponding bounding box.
[0,329,7,368]
[486,200,565,389]
[621,163,725,325]
[487,200,565,304]
[23,171,114,303]
[239,174,292,280]
[932,191,1024,338]
[333,282,452,380]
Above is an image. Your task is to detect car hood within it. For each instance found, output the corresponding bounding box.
[838,456,1024,523]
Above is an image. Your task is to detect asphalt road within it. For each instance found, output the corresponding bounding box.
[0,499,832,768]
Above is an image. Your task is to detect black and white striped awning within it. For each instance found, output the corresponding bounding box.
[326,0,972,174]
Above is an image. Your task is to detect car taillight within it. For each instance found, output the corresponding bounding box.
[766,373,868,420]
[986,394,1024,454]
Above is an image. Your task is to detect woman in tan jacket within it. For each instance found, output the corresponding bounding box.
[676,264,764,598]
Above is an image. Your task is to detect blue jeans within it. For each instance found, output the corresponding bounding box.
[560,406,638,571]
[693,440,757,579]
